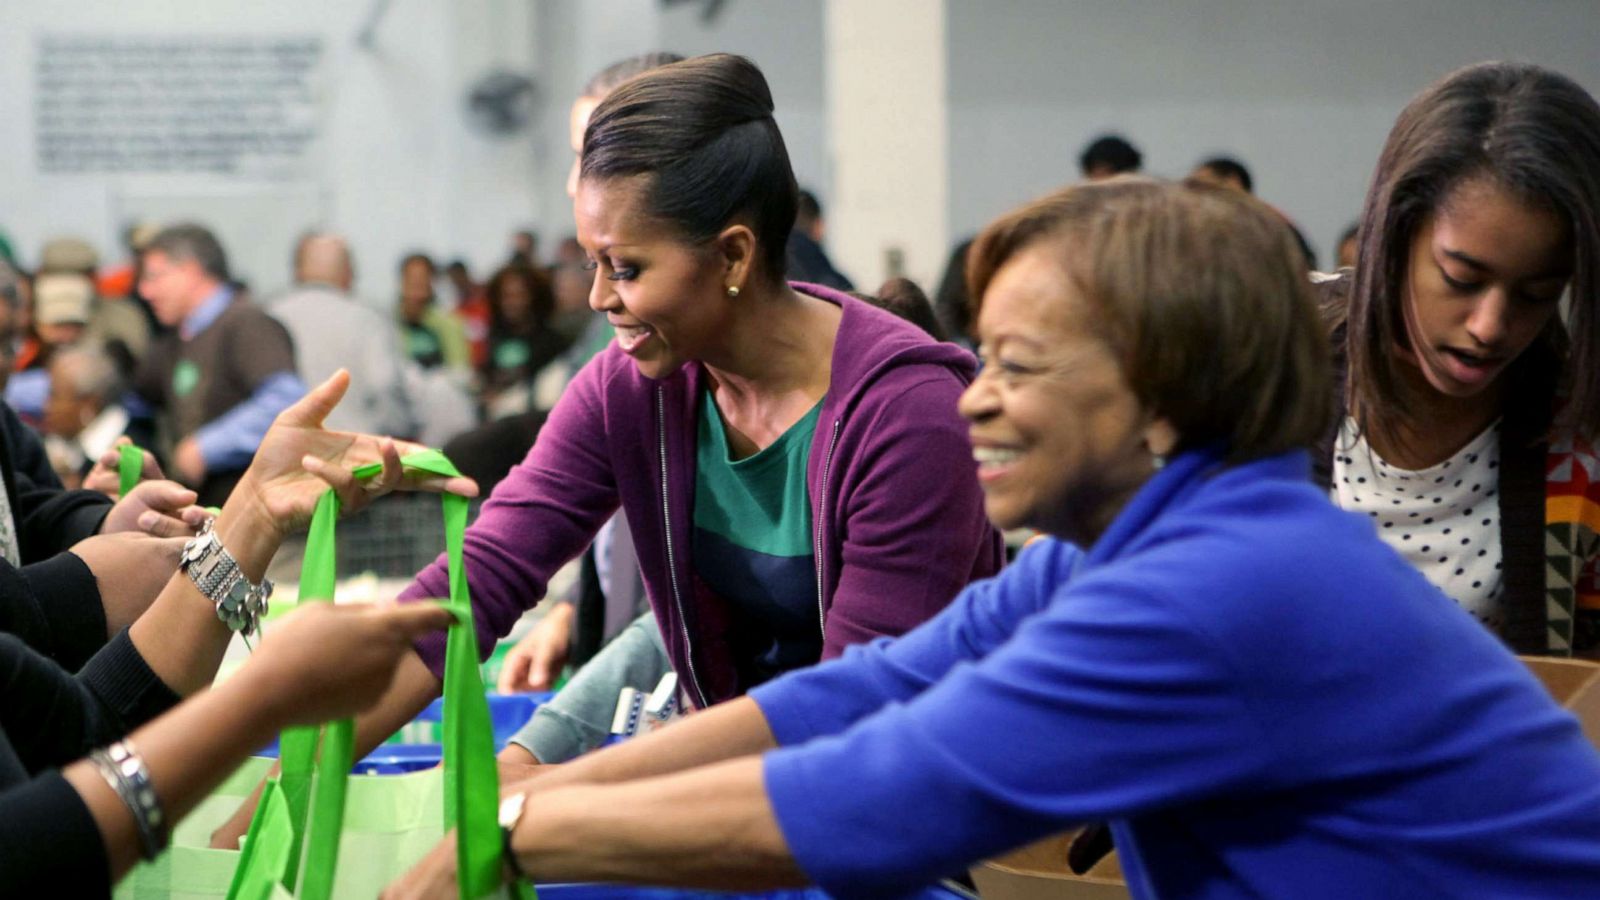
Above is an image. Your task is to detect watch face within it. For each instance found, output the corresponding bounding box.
[498,793,526,828]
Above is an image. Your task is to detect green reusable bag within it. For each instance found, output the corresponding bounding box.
[113,759,285,900]
[228,449,534,900]
[224,781,294,900]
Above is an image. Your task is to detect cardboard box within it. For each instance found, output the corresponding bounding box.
[1519,655,1600,749]
[969,831,1129,900]
[967,656,1600,899]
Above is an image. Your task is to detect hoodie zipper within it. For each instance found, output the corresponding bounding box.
[658,386,708,709]
[812,418,843,642]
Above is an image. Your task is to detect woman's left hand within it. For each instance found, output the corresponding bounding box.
[232,370,478,538]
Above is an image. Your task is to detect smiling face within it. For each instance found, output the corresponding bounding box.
[1400,177,1572,399]
[574,176,733,379]
[958,242,1167,544]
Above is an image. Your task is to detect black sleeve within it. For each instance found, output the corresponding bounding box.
[1,401,62,492]
[0,402,113,561]
[14,479,113,562]
[0,771,112,897]
[0,630,179,776]
[0,552,107,670]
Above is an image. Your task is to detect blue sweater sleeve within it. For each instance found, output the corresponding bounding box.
[752,540,1076,747]
[194,371,305,471]
[760,556,1277,898]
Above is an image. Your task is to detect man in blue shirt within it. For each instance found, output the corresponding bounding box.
[133,224,305,507]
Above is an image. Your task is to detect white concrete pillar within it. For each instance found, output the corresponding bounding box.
[823,0,948,292]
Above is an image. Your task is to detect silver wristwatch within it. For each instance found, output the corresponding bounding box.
[180,518,273,636]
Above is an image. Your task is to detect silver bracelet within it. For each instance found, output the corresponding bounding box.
[180,518,273,637]
[88,739,167,860]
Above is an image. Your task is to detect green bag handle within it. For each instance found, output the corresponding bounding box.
[230,449,533,900]
[117,443,144,498]
[225,780,295,900]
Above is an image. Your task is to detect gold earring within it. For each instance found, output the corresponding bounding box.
[726,285,740,298]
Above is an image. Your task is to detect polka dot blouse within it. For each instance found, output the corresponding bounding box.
[1332,418,1504,630]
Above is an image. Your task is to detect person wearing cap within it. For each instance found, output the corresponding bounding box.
[4,273,93,423]
[133,223,306,507]
[37,236,151,376]
[33,273,91,348]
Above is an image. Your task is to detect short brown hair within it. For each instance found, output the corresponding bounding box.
[967,178,1332,463]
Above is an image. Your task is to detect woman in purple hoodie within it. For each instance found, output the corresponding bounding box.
[366,53,1000,762]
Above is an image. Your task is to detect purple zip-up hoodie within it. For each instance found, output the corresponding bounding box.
[403,284,1003,707]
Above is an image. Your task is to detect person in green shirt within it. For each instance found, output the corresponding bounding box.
[396,253,470,375]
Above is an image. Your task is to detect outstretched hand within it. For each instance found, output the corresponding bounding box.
[245,601,457,726]
[233,370,478,537]
[497,603,573,693]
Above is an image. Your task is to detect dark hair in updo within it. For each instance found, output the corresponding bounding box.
[581,52,685,99]
[580,53,799,280]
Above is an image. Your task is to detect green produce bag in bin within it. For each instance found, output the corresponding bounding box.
[226,449,532,900]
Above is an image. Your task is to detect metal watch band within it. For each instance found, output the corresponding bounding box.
[180,519,273,637]
[88,740,167,861]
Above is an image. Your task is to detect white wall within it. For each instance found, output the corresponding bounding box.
[519,0,827,264]
[659,0,829,236]
[5,1,1597,303]
[0,0,543,305]
[946,0,1600,265]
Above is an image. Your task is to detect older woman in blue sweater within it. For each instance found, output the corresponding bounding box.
[387,180,1600,899]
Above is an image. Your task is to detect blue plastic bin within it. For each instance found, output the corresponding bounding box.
[258,691,552,773]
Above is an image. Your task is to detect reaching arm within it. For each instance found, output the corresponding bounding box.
[35,601,454,889]
[401,355,621,676]
[503,537,1074,793]
[382,695,786,899]
[507,755,801,891]
[58,654,288,882]
[0,553,107,670]
[388,545,1070,898]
